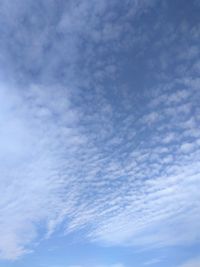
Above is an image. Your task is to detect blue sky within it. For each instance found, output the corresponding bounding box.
[0,0,200,266]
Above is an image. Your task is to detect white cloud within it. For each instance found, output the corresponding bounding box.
[180,142,195,153]
[0,84,84,259]
[141,112,160,126]
[178,258,200,267]
[162,132,176,144]
[0,0,200,262]
[143,258,162,266]
[1,79,200,260]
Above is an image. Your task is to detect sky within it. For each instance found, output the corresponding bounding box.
[0,0,200,266]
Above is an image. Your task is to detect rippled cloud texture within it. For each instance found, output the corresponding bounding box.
[0,0,200,266]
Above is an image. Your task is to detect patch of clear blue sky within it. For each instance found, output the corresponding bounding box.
[0,0,200,266]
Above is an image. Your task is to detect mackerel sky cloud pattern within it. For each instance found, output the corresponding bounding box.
[0,1,200,267]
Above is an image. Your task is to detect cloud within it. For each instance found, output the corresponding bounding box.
[0,0,200,262]
[143,258,162,266]
[0,83,91,259]
[178,258,200,267]
[180,142,195,153]
[0,0,154,87]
